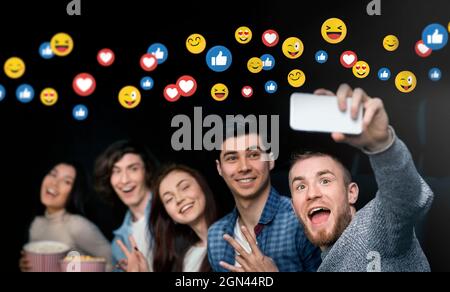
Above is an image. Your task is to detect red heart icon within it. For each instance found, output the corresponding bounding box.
[97,49,115,66]
[176,76,197,97]
[262,29,279,47]
[140,54,158,72]
[164,84,181,102]
[73,73,96,96]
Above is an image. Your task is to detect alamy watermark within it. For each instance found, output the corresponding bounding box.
[367,0,382,16]
[67,0,81,16]
[170,107,280,161]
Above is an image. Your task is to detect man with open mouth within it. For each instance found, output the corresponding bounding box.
[289,84,434,272]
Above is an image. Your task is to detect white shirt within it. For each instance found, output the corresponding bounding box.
[131,216,153,271]
[183,246,207,272]
[233,220,257,267]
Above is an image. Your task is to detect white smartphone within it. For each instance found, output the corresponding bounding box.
[290,93,363,135]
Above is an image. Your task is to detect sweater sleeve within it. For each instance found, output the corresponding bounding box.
[69,216,113,272]
[368,131,434,226]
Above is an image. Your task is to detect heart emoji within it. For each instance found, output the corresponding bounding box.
[164,85,181,102]
[262,30,279,47]
[73,73,96,96]
[340,51,358,68]
[242,86,253,98]
[97,49,115,66]
[140,54,158,71]
[415,40,432,58]
[176,75,197,97]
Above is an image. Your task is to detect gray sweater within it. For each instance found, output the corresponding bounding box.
[318,136,434,272]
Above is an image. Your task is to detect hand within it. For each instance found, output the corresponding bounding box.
[315,84,391,152]
[219,226,279,272]
[19,251,32,272]
[116,236,149,272]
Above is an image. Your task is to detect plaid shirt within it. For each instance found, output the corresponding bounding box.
[207,188,321,272]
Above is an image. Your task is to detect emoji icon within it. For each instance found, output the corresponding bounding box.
[211,83,229,101]
[288,69,306,88]
[118,86,141,109]
[378,68,391,81]
[282,37,304,59]
[140,54,158,72]
[4,57,26,79]
[39,42,54,59]
[186,34,206,54]
[0,84,6,102]
[206,46,232,72]
[50,33,74,57]
[422,23,448,51]
[242,86,253,98]
[429,68,442,82]
[415,40,432,58]
[315,50,328,64]
[40,88,58,106]
[395,71,417,93]
[321,18,347,44]
[16,84,34,103]
[352,61,370,79]
[164,84,181,102]
[177,75,197,97]
[140,77,154,91]
[247,57,263,74]
[73,73,96,96]
[261,54,275,71]
[235,26,252,44]
[262,29,279,47]
[340,51,358,68]
[73,105,88,121]
[383,35,399,52]
[147,43,169,64]
[97,49,115,67]
[265,81,278,94]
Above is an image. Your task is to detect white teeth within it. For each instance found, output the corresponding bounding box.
[180,203,194,214]
[237,178,255,183]
[122,186,134,192]
[47,188,57,196]
[309,207,327,216]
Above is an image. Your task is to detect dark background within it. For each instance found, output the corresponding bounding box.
[0,0,449,271]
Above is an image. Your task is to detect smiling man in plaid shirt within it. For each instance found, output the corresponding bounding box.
[207,121,321,272]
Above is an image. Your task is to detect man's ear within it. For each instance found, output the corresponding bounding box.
[269,152,275,171]
[216,160,223,177]
[347,182,359,205]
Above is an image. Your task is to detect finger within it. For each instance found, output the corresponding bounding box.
[314,89,335,96]
[219,261,245,273]
[351,88,367,120]
[128,235,139,251]
[363,98,383,128]
[116,239,131,258]
[331,132,347,143]
[240,226,260,256]
[223,234,248,258]
[336,84,353,112]
[235,255,251,272]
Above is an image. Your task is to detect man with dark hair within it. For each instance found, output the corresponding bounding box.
[208,119,321,272]
[289,84,434,272]
[94,140,158,271]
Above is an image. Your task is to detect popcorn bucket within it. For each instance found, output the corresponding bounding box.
[23,241,70,272]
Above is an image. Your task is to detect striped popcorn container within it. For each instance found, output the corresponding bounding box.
[60,256,106,272]
[23,241,70,272]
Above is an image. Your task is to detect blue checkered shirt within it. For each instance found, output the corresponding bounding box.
[207,188,321,272]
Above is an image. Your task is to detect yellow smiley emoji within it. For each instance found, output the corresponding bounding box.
[118,86,141,109]
[282,37,304,59]
[186,33,206,54]
[321,18,347,44]
[247,57,263,74]
[395,71,417,93]
[4,57,26,79]
[288,69,306,88]
[40,88,58,106]
[352,61,370,79]
[211,83,229,101]
[50,33,74,57]
[383,35,399,52]
[235,26,252,44]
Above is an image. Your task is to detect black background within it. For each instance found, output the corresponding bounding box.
[0,0,449,271]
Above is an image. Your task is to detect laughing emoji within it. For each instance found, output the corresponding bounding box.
[211,83,229,101]
[282,37,304,59]
[4,57,25,79]
[395,71,417,93]
[247,57,263,74]
[50,33,74,57]
[321,18,347,44]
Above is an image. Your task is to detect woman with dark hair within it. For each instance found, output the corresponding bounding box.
[19,162,112,272]
[117,164,217,272]
[94,140,158,271]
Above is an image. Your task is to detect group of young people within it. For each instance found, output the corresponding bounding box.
[19,84,434,272]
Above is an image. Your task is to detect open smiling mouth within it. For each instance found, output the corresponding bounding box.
[214,93,226,98]
[126,100,136,106]
[308,207,331,225]
[56,45,69,52]
[402,85,412,90]
[327,32,342,39]
[288,51,299,57]
[357,72,366,76]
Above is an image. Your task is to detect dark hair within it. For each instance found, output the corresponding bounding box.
[290,151,352,186]
[150,164,217,272]
[94,140,159,202]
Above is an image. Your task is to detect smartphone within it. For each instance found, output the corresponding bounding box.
[290,93,363,135]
